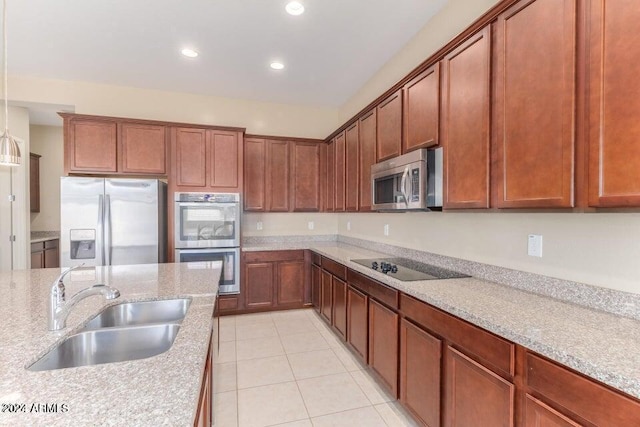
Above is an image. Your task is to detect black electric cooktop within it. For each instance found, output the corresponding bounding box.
[350,257,470,282]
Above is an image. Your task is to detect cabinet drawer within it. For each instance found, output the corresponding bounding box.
[44,239,59,249]
[218,296,239,312]
[30,242,44,253]
[400,293,514,378]
[244,250,304,263]
[311,251,321,266]
[347,269,398,310]
[526,352,640,426]
[321,257,347,280]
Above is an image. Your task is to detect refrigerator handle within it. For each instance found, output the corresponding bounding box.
[97,194,105,266]
[105,194,112,266]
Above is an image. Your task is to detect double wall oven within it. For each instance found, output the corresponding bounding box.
[174,192,240,295]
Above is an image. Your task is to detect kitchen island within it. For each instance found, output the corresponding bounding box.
[0,262,220,426]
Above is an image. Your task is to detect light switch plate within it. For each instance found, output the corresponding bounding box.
[347,221,351,231]
[384,224,390,236]
[528,234,543,257]
[308,221,314,230]
[256,221,263,231]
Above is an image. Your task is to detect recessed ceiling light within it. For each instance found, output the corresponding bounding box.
[285,1,305,16]
[270,61,285,70]
[181,48,198,58]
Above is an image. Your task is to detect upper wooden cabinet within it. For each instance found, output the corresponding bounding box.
[119,122,168,175]
[403,64,440,153]
[29,153,41,213]
[442,27,491,209]
[290,141,322,212]
[172,127,243,192]
[358,109,377,211]
[376,89,403,161]
[588,0,640,207]
[334,131,346,212]
[326,140,336,212]
[244,138,267,211]
[345,122,359,211]
[266,140,289,211]
[493,0,576,208]
[62,114,169,176]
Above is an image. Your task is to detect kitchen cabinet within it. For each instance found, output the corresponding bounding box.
[325,140,336,212]
[243,138,266,211]
[376,89,403,161]
[369,298,399,398]
[241,250,307,313]
[403,64,440,153]
[332,277,347,339]
[320,269,333,323]
[493,0,576,208]
[442,26,491,209]
[195,331,213,427]
[119,122,168,175]
[207,129,242,190]
[346,285,368,363]
[400,318,441,427]
[61,114,169,176]
[319,257,348,334]
[266,140,290,211]
[173,127,207,187]
[524,395,581,427]
[311,263,321,313]
[334,131,346,212]
[29,153,40,213]
[587,0,640,207]
[358,109,376,211]
[30,239,59,269]
[290,141,322,211]
[345,122,359,211]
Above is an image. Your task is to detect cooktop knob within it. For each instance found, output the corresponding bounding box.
[371,262,378,270]
[391,265,398,273]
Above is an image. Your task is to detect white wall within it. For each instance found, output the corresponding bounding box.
[242,213,338,237]
[29,125,63,232]
[10,75,339,139]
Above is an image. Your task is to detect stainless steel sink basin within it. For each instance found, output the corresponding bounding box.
[82,298,191,330]
[27,324,180,371]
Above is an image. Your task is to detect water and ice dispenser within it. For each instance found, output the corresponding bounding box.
[69,229,96,260]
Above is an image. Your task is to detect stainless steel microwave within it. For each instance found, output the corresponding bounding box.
[371,148,443,211]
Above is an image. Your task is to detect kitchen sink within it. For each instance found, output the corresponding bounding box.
[82,298,191,330]
[27,324,181,371]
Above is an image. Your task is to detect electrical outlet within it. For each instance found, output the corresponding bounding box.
[384,224,390,236]
[528,234,543,257]
[256,221,263,231]
[308,221,314,230]
[347,221,351,231]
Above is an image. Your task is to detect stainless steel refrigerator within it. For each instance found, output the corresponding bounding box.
[60,177,167,267]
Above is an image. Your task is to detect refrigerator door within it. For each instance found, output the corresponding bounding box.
[61,177,105,267]
[105,179,165,266]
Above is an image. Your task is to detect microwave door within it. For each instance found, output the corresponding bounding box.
[372,164,409,209]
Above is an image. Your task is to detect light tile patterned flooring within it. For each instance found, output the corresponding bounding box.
[213,308,418,427]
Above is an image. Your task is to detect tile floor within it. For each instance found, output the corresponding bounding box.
[213,308,418,427]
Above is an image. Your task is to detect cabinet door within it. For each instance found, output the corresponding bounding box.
[311,264,321,313]
[377,89,403,161]
[276,260,305,306]
[332,276,347,340]
[244,262,274,309]
[334,132,346,212]
[266,140,290,211]
[30,250,44,269]
[345,122,359,211]
[588,0,640,206]
[368,299,399,397]
[524,395,582,427]
[119,123,167,175]
[359,109,377,211]
[290,142,321,212]
[173,127,207,187]
[30,153,40,213]
[67,119,117,173]
[320,269,333,323]
[444,347,514,427]
[442,27,491,209]
[326,141,335,212]
[403,64,440,153]
[493,0,576,208]
[347,285,368,363]
[44,240,60,268]
[207,130,241,189]
[400,319,442,427]
[243,138,266,211]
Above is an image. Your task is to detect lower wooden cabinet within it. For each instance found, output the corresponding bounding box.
[400,318,442,427]
[311,264,321,313]
[320,269,333,323]
[444,347,514,427]
[369,299,399,398]
[30,239,59,269]
[195,331,213,427]
[524,395,581,427]
[332,277,347,339]
[244,262,274,309]
[276,260,305,306]
[346,285,368,363]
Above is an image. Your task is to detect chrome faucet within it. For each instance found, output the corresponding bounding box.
[49,265,120,331]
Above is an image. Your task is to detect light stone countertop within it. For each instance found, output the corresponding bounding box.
[0,262,221,426]
[30,231,61,244]
[243,241,640,400]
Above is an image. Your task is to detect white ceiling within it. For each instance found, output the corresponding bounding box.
[9,0,447,108]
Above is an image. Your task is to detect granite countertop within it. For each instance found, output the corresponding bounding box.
[0,262,221,426]
[243,241,640,400]
[30,231,60,244]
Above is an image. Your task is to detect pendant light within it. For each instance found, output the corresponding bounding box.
[0,0,19,166]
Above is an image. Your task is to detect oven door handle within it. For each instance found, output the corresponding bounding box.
[400,167,410,207]
[176,202,235,208]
